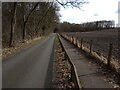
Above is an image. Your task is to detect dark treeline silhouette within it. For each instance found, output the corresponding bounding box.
[55,20,115,33]
[2,0,90,48]
[2,2,60,48]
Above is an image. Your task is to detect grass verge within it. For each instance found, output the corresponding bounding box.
[2,35,50,59]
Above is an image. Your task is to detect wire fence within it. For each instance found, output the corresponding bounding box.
[61,32,120,73]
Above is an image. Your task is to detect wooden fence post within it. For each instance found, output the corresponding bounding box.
[107,43,113,68]
[74,37,76,45]
[90,40,92,53]
[76,37,78,47]
[76,37,78,46]
[73,37,75,44]
[80,38,83,49]
[74,38,77,46]
[72,36,73,44]
[71,36,72,43]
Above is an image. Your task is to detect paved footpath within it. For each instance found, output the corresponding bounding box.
[59,35,113,88]
[3,34,56,88]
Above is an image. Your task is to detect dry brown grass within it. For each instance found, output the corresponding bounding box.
[2,36,46,59]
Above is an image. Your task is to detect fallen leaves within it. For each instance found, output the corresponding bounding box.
[2,36,43,59]
[55,38,75,88]
[88,58,120,88]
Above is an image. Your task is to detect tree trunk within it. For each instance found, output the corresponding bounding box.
[9,2,17,47]
[35,2,53,34]
[22,3,39,42]
[22,22,26,42]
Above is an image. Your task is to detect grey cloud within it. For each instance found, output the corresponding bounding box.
[93,13,99,16]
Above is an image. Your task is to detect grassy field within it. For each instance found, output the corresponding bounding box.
[65,29,119,62]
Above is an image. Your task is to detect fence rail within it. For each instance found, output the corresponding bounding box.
[57,34,82,89]
[60,33,120,73]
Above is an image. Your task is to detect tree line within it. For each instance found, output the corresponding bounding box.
[2,2,59,48]
[55,20,115,32]
[2,0,89,48]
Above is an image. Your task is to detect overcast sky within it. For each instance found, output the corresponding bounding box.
[59,0,120,25]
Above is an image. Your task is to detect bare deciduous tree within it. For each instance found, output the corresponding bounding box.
[9,2,17,47]
[2,2,60,48]
[22,2,39,42]
[56,0,88,9]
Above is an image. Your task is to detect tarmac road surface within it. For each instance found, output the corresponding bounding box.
[3,34,56,88]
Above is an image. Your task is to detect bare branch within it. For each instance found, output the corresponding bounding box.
[35,2,54,32]
[22,2,39,41]
[56,0,88,9]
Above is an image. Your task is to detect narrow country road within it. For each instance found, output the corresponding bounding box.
[3,34,56,88]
